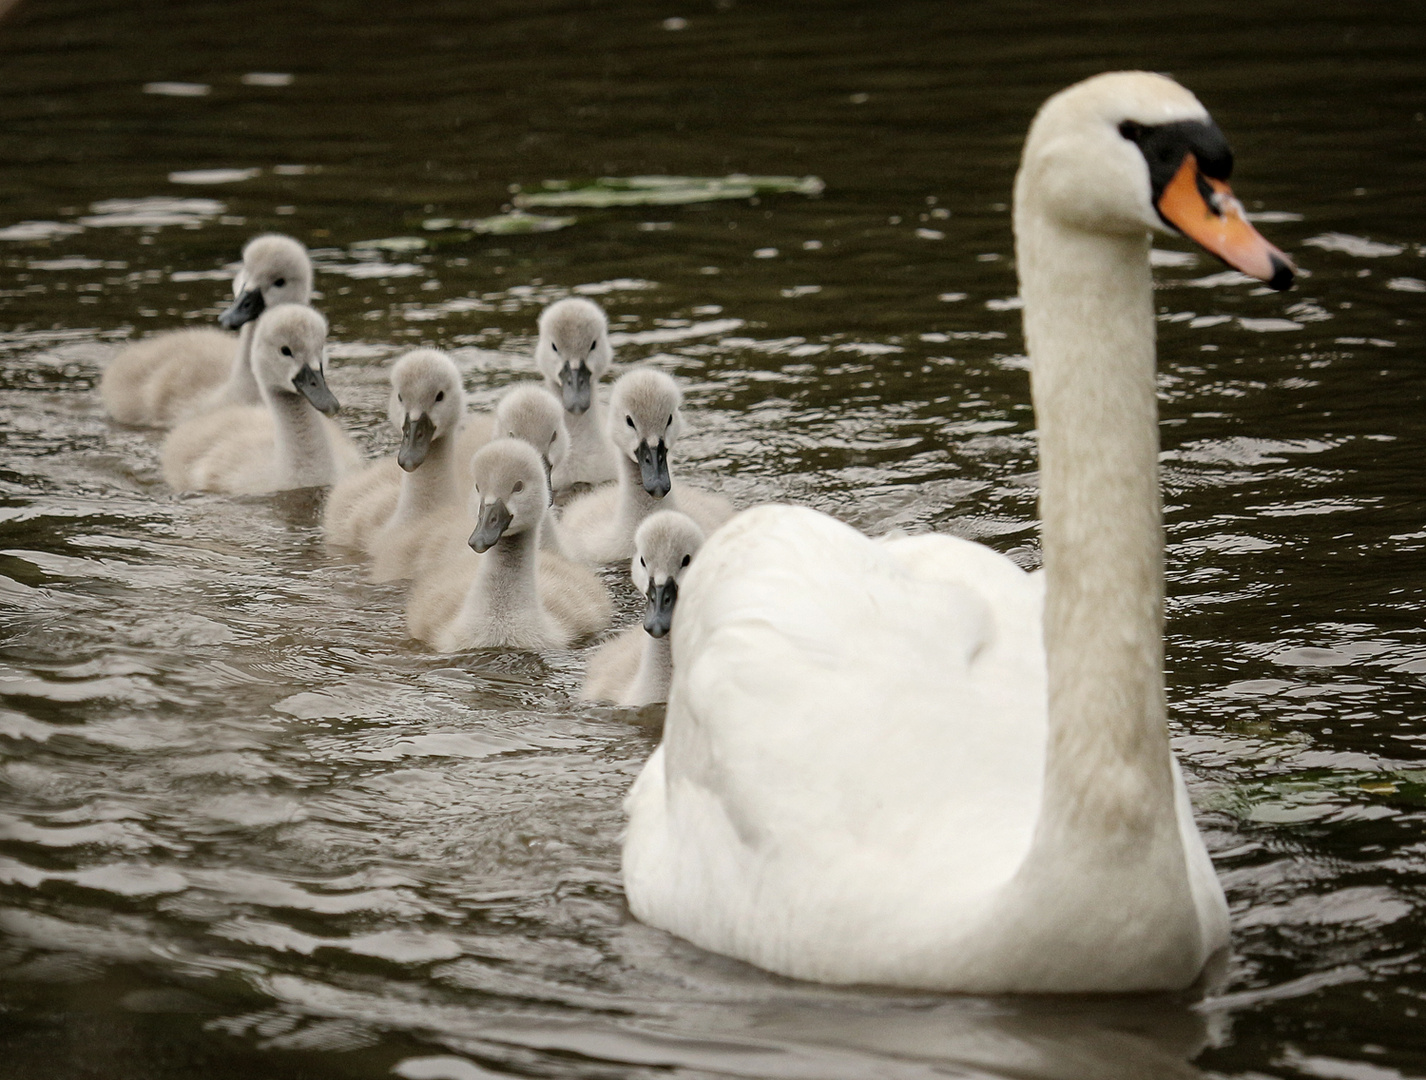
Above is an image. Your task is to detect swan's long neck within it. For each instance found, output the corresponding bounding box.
[393,425,458,523]
[215,323,259,408]
[266,388,335,489]
[471,526,541,632]
[562,395,604,456]
[631,633,673,705]
[1018,212,1178,853]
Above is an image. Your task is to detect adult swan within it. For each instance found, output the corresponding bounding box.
[622,72,1295,993]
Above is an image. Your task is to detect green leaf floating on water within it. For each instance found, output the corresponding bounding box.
[513,174,826,209]
[421,211,578,235]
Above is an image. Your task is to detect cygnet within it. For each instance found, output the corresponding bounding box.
[325,349,467,581]
[534,297,619,489]
[406,439,612,651]
[161,304,358,493]
[581,510,705,707]
[560,367,732,564]
[101,234,313,427]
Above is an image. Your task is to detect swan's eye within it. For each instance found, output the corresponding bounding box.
[639,557,646,567]
[397,394,403,404]
[549,432,557,446]
[274,277,286,288]
[280,346,292,357]
[626,416,635,428]
[1118,120,1144,142]
[512,481,524,493]
[667,414,673,428]
[435,391,444,402]
[551,343,559,355]
[681,554,691,567]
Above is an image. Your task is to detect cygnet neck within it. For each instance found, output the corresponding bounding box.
[393,421,459,522]
[265,386,335,488]
[214,322,260,408]
[560,391,606,456]
[631,632,673,704]
[1017,209,1178,851]
[473,521,541,626]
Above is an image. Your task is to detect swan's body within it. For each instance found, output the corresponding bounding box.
[623,72,1294,993]
[562,368,732,565]
[582,511,705,707]
[406,439,612,651]
[101,234,313,427]
[324,349,466,581]
[535,298,619,489]
[161,305,358,493]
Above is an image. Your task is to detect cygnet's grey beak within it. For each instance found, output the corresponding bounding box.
[644,577,678,638]
[219,287,265,330]
[560,361,592,414]
[637,439,671,498]
[398,413,436,472]
[469,498,513,553]
[292,363,339,415]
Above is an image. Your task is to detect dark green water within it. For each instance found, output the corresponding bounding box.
[2,1,1425,1076]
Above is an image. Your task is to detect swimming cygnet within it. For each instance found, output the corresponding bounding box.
[561,368,732,565]
[324,349,467,580]
[581,510,705,707]
[406,439,612,651]
[161,304,359,494]
[455,383,573,557]
[534,297,619,489]
[101,234,313,427]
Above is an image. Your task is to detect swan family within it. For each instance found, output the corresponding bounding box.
[99,72,1297,995]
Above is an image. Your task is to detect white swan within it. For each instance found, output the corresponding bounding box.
[581,510,705,707]
[561,368,733,565]
[534,297,620,489]
[323,349,469,580]
[622,71,1296,994]
[405,439,612,651]
[101,234,313,427]
[161,304,359,493]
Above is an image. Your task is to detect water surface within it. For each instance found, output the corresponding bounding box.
[2,1,1425,1077]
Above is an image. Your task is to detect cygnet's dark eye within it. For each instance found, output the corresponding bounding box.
[639,557,646,567]
[274,277,286,288]
[512,481,524,493]
[549,432,557,445]
[667,414,673,427]
[280,346,293,357]
[435,390,444,402]
[626,415,635,428]
[681,554,691,567]
[551,342,559,354]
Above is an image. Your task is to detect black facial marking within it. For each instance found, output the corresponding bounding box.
[1119,118,1234,204]
[274,277,286,288]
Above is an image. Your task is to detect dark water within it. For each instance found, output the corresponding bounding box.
[2,0,1425,1076]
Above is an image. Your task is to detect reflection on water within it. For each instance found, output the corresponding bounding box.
[2,0,1425,1077]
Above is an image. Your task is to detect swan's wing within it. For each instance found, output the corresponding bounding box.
[625,504,1047,981]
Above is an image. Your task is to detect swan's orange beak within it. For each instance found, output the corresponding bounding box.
[1156,154,1295,291]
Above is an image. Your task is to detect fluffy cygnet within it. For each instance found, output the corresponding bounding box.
[455,384,573,557]
[161,304,359,493]
[534,297,619,489]
[101,234,313,427]
[406,439,612,651]
[581,510,705,707]
[324,349,467,581]
[561,368,732,565]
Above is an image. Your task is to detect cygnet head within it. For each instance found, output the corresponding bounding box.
[1016,71,1292,289]
[534,297,613,415]
[493,384,569,501]
[632,510,705,638]
[220,234,314,330]
[607,368,684,499]
[387,349,465,471]
[467,438,550,553]
[250,304,337,415]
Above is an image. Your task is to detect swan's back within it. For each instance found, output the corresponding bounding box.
[624,504,1049,985]
[101,328,234,427]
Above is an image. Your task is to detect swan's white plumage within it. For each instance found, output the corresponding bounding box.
[623,71,1254,993]
[161,304,358,493]
[101,234,313,427]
